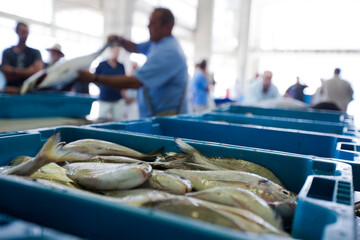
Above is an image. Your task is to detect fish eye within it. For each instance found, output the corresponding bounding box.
[283,190,289,195]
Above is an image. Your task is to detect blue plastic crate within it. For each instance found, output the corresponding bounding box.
[0,92,95,118]
[0,126,355,240]
[0,213,83,239]
[215,105,352,124]
[178,112,352,136]
[90,117,358,160]
[89,117,360,190]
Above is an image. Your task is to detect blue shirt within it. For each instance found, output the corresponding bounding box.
[192,70,208,105]
[134,36,188,118]
[244,80,280,104]
[95,61,125,102]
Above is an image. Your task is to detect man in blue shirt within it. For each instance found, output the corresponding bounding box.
[191,60,209,113]
[77,8,188,118]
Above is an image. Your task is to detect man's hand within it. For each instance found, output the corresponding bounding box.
[77,70,95,83]
[108,34,119,43]
[108,35,125,45]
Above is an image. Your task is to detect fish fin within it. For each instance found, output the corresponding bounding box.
[147,146,165,155]
[174,138,198,156]
[36,133,91,164]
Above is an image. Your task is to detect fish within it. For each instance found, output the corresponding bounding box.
[0,133,90,176]
[148,197,288,236]
[166,169,297,220]
[140,170,192,195]
[186,186,282,229]
[64,162,152,191]
[103,188,175,207]
[88,155,144,164]
[62,139,163,160]
[30,163,81,189]
[7,155,33,166]
[174,138,283,186]
[20,42,110,94]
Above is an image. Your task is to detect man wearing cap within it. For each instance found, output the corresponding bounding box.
[1,22,43,89]
[44,44,65,68]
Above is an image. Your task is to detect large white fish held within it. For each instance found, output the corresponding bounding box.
[20,42,110,94]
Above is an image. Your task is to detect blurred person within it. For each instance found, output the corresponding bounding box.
[312,68,353,112]
[95,45,125,121]
[284,76,308,102]
[44,44,64,68]
[0,22,43,93]
[243,70,280,104]
[76,8,188,118]
[191,60,210,113]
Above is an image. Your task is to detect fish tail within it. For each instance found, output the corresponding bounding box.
[174,138,214,168]
[37,133,91,164]
[174,138,198,156]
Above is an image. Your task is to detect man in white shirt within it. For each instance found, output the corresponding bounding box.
[243,70,280,104]
[316,68,353,112]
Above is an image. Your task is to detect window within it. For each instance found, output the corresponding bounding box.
[0,0,52,23]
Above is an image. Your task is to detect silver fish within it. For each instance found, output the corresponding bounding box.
[64,162,152,191]
[140,170,192,195]
[62,139,162,160]
[103,188,174,206]
[175,138,283,186]
[20,42,110,94]
[186,186,282,229]
[0,133,90,176]
[166,169,297,220]
[89,155,143,164]
[148,197,288,236]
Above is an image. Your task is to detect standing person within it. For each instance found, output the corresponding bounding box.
[76,7,188,118]
[44,44,65,69]
[0,22,43,92]
[95,45,125,121]
[243,70,280,104]
[314,68,353,112]
[191,60,209,113]
[284,76,308,102]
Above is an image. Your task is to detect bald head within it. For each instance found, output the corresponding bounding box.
[262,71,272,93]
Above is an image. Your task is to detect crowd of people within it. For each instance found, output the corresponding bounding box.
[243,69,354,112]
[0,7,355,122]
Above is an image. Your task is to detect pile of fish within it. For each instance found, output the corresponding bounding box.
[1,133,297,236]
